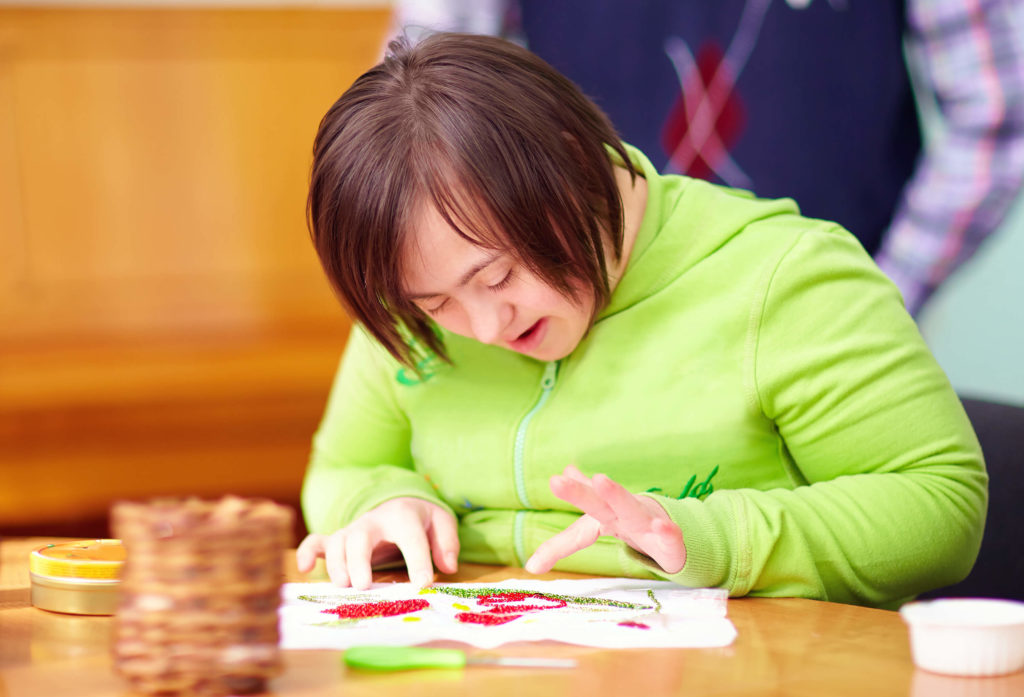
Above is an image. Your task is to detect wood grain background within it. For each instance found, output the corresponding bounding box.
[0,7,392,537]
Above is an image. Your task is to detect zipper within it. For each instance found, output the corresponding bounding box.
[512,360,559,565]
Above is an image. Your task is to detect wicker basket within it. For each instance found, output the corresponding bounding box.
[111,496,294,695]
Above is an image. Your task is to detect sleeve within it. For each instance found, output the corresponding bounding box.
[636,225,987,607]
[874,0,1024,315]
[301,325,451,535]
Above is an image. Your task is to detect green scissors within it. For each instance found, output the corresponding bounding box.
[343,645,577,672]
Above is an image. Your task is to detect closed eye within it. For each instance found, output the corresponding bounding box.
[488,269,515,292]
[424,298,450,316]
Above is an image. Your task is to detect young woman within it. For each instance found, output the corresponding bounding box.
[295,33,986,608]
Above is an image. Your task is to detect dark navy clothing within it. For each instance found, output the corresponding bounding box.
[518,1,921,255]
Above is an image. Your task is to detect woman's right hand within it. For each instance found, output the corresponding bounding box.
[295,497,459,590]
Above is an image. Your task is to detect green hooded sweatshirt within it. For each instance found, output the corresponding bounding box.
[302,146,986,609]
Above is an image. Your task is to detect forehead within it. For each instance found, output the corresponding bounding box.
[400,203,500,296]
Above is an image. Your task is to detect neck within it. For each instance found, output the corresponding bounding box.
[608,164,647,292]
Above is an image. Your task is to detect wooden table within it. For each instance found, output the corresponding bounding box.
[2,538,1021,696]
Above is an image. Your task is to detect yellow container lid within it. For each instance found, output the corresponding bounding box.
[30,540,125,615]
[30,539,125,580]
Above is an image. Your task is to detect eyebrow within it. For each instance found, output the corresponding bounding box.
[406,252,503,301]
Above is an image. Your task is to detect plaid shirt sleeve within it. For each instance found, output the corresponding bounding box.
[875,0,1024,316]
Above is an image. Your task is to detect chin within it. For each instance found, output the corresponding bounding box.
[525,342,575,362]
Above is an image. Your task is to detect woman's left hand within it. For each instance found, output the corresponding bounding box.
[524,464,687,575]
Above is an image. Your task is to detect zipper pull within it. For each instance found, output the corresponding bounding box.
[541,361,559,390]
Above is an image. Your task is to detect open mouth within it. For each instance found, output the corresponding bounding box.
[517,321,542,341]
[510,318,547,352]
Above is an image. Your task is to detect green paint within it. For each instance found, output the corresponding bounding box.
[428,585,652,611]
[299,593,376,605]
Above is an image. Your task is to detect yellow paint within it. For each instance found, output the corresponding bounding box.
[453,603,470,611]
[402,616,422,622]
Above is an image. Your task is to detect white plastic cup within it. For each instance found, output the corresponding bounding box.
[900,598,1024,677]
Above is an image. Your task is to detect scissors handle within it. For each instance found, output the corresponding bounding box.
[344,646,467,671]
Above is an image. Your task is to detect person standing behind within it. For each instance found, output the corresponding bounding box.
[391,0,1024,316]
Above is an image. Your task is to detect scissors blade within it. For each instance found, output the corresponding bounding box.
[469,656,577,669]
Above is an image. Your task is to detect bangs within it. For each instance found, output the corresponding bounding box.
[416,149,508,252]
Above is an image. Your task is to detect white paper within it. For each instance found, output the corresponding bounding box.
[279,578,736,649]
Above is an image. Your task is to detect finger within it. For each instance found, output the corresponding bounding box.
[295,533,325,573]
[524,514,601,574]
[562,464,592,485]
[648,516,687,574]
[323,532,351,588]
[345,528,375,590]
[388,517,435,588]
[426,506,460,575]
[592,473,654,529]
[616,496,686,574]
[550,473,617,524]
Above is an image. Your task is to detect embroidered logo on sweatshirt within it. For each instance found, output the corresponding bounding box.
[396,340,443,386]
[646,465,719,501]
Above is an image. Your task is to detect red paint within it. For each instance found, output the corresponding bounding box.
[617,621,650,630]
[322,598,429,619]
[476,592,568,614]
[456,612,522,626]
[323,591,571,628]
[452,592,568,625]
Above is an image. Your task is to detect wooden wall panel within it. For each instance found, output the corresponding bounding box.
[0,8,388,341]
[0,8,391,530]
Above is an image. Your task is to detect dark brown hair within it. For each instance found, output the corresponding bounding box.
[307,32,636,367]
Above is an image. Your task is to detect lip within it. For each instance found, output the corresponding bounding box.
[508,318,548,354]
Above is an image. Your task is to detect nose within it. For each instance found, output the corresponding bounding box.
[465,296,511,345]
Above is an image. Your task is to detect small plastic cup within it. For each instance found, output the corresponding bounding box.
[900,598,1024,677]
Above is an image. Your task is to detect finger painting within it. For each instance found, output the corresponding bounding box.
[279,578,736,649]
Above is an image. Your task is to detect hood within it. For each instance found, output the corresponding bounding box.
[599,144,801,320]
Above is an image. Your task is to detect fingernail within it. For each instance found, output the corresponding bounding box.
[414,571,434,588]
[524,558,540,574]
[445,551,457,570]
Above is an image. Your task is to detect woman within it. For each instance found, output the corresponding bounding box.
[296,33,986,608]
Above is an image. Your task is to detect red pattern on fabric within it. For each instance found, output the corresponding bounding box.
[322,598,429,619]
[455,612,523,626]
[476,592,568,614]
[453,591,569,625]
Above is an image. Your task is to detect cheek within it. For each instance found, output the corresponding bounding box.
[540,285,593,322]
[433,309,472,338]
[509,270,595,325]
[514,277,575,314]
